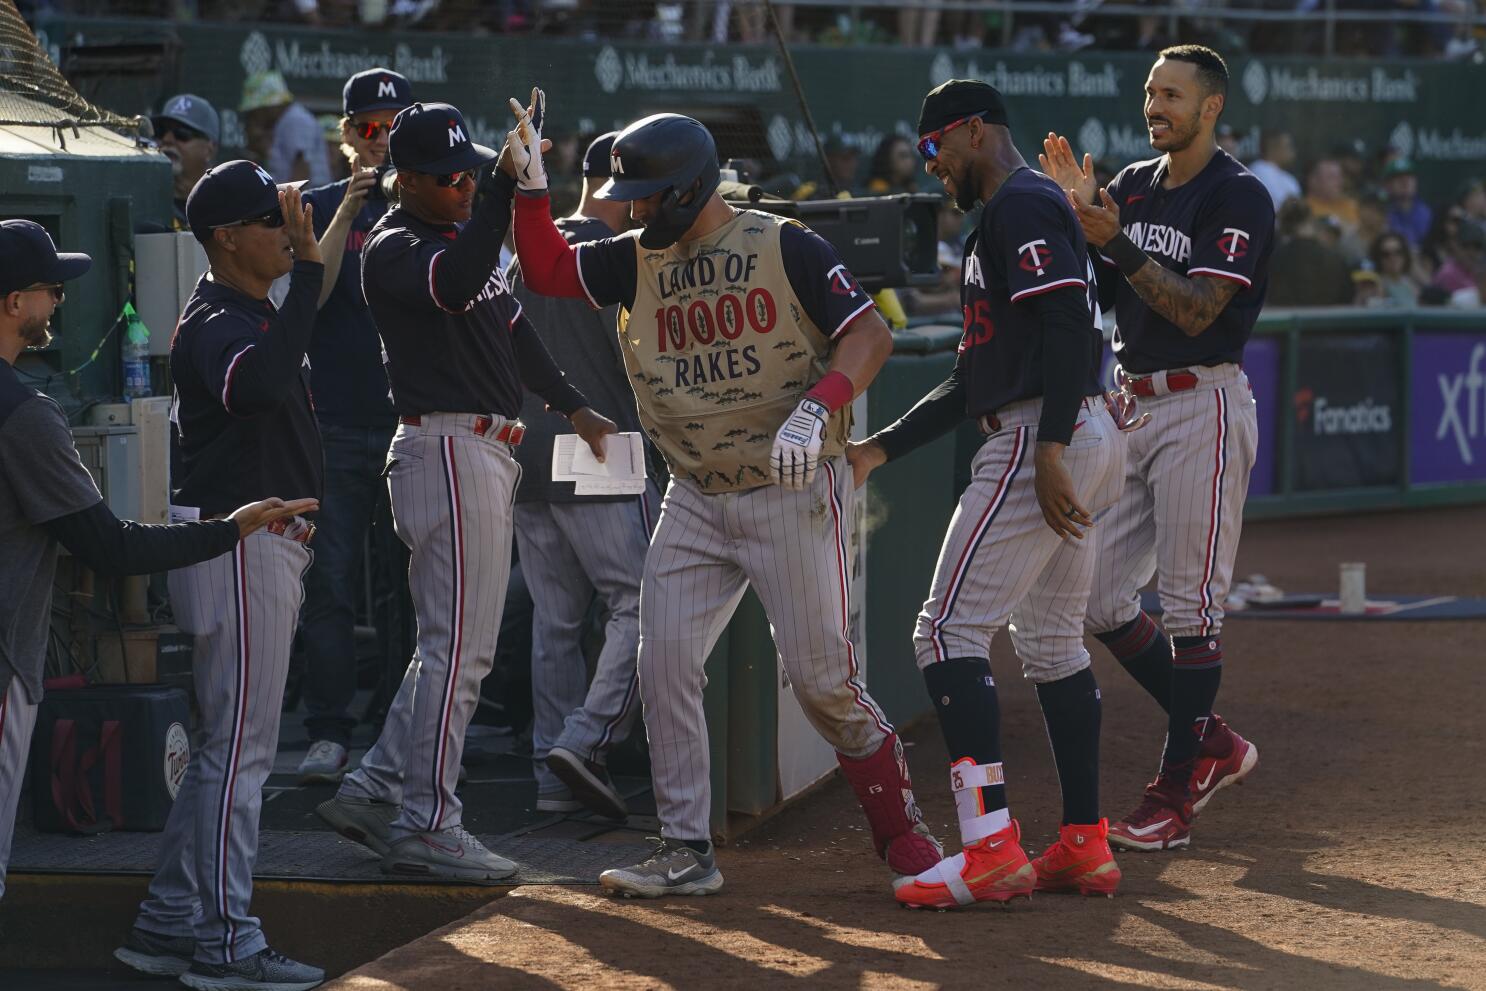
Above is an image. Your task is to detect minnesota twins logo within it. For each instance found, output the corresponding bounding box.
[611,151,626,175]
[1219,227,1249,263]
[1017,239,1052,276]
[825,263,858,298]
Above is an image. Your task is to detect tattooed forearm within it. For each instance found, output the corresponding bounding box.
[1126,262,1241,337]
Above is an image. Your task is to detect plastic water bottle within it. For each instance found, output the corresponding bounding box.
[122,302,151,399]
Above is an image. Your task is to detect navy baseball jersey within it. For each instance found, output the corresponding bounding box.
[302,179,396,427]
[1100,149,1275,374]
[363,207,580,417]
[170,265,324,516]
[959,168,1102,418]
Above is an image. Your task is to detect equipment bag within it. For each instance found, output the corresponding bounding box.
[30,683,191,834]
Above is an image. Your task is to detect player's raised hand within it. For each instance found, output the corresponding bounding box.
[503,88,549,191]
[280,185,322,264]
[1066,187,1123,249]
[1039,133,1096,205]
[845,439,887,490]
[1033,443,1093,540]
[571,406,618,463]
[772,398,828,489]
[228,497,320,539]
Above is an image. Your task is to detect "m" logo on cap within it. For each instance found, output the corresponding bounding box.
[610,151,625,175]
[378,79,397,98]
[253,165,274,185]
[448,124,466,147]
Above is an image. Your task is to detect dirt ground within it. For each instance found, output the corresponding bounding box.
[328,507,1486,991]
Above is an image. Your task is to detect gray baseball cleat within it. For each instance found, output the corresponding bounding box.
[178,947,324,991]
[296,741,348,785]
[382,825,518,884]
[113,926,195,977]
[546,746,628,820]
[599,837,724,898]
[316,793,399,857]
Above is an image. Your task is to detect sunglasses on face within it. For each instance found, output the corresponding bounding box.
[434,170,477,188]
[212,208,286,231]
[352,119,393,141]
[159,124,206,143]
[917,113,986,161]
[17,283,64,303]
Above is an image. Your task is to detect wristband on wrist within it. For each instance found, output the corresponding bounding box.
[804,370,855,413]
[1103,232,1150,278]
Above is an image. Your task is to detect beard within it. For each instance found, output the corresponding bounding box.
[952,161,979,212]
[19,315,51,350]
[1152,115,1203,154]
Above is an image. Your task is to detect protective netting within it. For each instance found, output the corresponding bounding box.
[0,0,136,129]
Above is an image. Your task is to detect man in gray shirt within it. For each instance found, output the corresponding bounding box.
[508,133,661,819]
[0,219,315,903]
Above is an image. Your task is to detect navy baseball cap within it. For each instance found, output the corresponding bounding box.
[388,102,495,176]
[0,220,91,295]
[918,79,1010,135]
[185,160,282,244]
[343,68,413,117]
[583,131,620,179]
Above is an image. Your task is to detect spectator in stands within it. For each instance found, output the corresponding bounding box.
[902,198,967,318]
[864,135,919,195]
[1431,215,1485,295]
[1305,158,1361,236]
[1458,178,1486,225]
[1248,130,1301,209]
[1382,158,1432,249]
[1351,269,1385,307]
[1268,199,1355,306]
[824,135,860,194]
[1370,231,1422,306]
[240,70,332,187]
[152,94,220,232]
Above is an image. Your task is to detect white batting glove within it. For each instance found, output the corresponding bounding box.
[771,397,829,489]
[1103,388,1151,433]
[505,87,547,192]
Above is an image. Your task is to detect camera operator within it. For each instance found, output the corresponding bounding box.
[292,68,413,783]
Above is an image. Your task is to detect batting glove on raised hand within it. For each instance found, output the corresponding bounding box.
[505,87,547,192]
[771,397,829,489]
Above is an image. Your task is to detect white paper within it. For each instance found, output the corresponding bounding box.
[552,432,646,494]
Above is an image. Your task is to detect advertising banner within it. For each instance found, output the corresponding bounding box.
[1410,330,1486,485]
[31,18,1486,200]
[1244,335,1282,498]
[1292,332,1402,491]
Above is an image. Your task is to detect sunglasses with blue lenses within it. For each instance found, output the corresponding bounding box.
[917,113,987,161]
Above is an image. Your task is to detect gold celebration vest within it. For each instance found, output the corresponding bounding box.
[619,210,851,492]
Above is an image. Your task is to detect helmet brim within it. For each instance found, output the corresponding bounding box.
[593,175,674,202]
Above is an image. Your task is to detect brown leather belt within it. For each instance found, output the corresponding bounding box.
[1123,370,1200,398]
[399,415,525,445]
[265,518,315,545]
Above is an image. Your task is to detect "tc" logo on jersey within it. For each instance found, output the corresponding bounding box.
[1018,239,1052,276]
[825,263,858,298]
[447,122,466,147]
[610,151,625,175]
[1219,227,1249,262]
[378,79,397,98]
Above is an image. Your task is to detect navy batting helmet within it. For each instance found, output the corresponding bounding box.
[595,113,720,249]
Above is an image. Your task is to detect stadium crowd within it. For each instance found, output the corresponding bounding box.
[19,0,1486,58]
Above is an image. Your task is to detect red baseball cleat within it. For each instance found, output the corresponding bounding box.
[1190,714,1259,814]
[1033,819,1122,897]
[894,820,1035,909]
[1108,779,1193,852]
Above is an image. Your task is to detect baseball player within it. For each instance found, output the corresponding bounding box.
[851,80,1127,910]
[508,95,943,897]
[294,67,413,785]
[315,101,615,884]
[117,163,327,990]
[0,220,314,912]
[508,131,661,819]
[1040,44,1272,851]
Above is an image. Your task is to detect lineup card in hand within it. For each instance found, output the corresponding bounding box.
[551,431,647,495]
